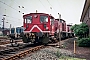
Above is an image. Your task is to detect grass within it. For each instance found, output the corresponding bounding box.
[59,56,86,60]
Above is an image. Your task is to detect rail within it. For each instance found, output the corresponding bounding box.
[1,45,45,60]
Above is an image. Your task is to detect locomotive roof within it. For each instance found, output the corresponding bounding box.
[55,19,66,22]
[23,13,54,18]
[67,24,72,26]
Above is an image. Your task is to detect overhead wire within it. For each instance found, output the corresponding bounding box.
[0,17,22,28]
[0,7,22,22]
[57,0,62,12]
[5,15,22,20]
[4,19,22,28]
[0,14,22,23]
[38,0,49,12]
[0,0,26,28]
[0,0,23,14]
[11,0,26,14]
[12,0,41,13]
[0,0,23,26]
[46,0,57,12]
[1,16,22,24]
[3,18,22,28]
[0,14,22,28]
[7,19,22,23]
[5,16,23,25]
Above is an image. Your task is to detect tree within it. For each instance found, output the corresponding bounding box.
[71,23,89,38]
[71,24,79,36]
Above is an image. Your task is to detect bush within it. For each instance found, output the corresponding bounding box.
[78,38,90,47]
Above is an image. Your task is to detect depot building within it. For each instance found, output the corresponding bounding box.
[80,0,90,36]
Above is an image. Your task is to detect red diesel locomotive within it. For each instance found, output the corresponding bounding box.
[21,13,74,44]
[22,13,56,44]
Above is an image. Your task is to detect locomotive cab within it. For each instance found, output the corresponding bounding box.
[22,13,54,44]
[23,13,50,32]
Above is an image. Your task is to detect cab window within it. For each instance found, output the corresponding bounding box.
[40,16,48,23]
[25,16,32,23]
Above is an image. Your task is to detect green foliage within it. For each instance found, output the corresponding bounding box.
[79,23,89,34]
[71,24,80,36]
[71,24,79,31]
[78,38,90,47]
[55,49,61,58]
[59,56,86,60]
[71,23,89,38]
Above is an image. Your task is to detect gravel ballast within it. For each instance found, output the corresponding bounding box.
[21,46,74,60]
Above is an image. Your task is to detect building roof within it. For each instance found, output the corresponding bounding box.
[80,0,90,22]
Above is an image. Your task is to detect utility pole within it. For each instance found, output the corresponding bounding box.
[2,17,5,36]
[58,13,61,48]
[10,24,11,34]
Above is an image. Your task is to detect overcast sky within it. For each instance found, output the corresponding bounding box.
[0,0,85,28]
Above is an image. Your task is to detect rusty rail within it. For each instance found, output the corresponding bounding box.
[0,40,22,45]
[2,45,45,60]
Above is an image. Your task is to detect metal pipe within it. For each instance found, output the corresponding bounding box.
[74,40,76,54]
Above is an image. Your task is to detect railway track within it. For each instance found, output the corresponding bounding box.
[0,37,73,60]
[0,39,22,45]
[0,43,45,60]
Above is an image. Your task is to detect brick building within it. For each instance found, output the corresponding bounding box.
[80,0,90,36]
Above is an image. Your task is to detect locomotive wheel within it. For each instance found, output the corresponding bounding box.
[34,36,38,43]
[22,34,28,43]
[41,33,49,44]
